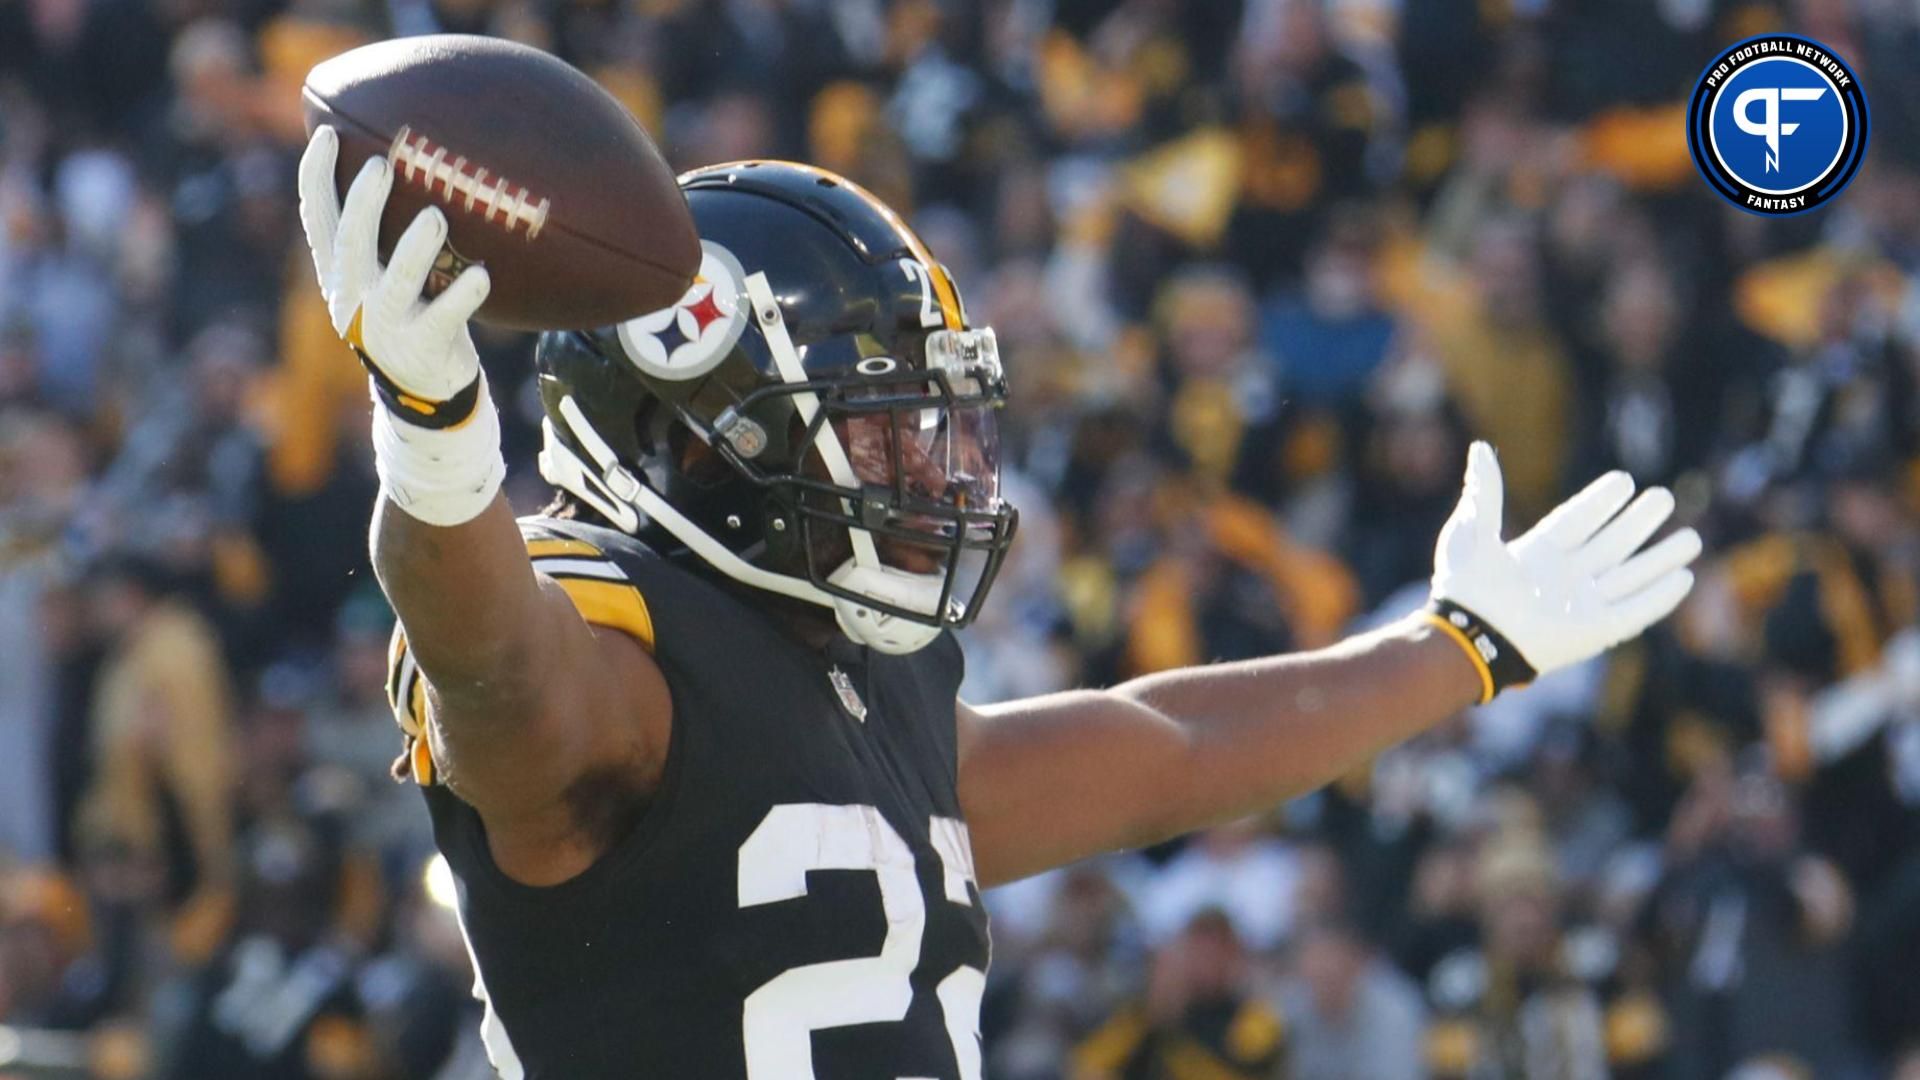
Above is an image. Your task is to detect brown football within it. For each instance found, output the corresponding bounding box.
[302,34,698,330]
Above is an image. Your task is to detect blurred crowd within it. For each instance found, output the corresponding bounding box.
[3,0,1920,1077]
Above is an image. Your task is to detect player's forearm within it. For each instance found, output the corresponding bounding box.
[372,492,556,710]
[1112,614,1481,839]
[961,615,1481,885]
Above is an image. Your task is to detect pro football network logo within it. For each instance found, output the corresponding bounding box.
[1687,34,1869,215]
[616,240,750,381]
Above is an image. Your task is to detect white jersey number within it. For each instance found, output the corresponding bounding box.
[737,803,984,1080]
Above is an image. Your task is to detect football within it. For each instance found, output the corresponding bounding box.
[302,35,699,331]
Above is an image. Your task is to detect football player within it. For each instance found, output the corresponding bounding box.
[296,126,1702,1079]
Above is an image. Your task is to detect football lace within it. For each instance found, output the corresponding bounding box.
[388,125,552,240]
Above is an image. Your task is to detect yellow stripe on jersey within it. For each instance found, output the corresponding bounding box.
[408,673,427,733]
[381,524,657,786]
[522,525,656,649]
[524,537,605,559]
[549,576,656,651]
[386,630,407,709]
[411,730,435,786]
[385,626,436,786]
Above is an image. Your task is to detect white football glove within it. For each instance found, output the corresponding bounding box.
[298,124,494,422]
[297,125,504,525]
[1427,441,1703,702]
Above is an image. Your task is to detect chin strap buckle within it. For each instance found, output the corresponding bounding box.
[603,464,642,503]
[538,399,644,533]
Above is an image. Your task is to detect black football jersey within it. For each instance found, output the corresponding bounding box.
[387,517,990,1079]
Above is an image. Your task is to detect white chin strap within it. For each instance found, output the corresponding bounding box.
[536,271,947,655]
[824,563,945,654]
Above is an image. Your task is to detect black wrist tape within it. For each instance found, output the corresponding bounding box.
[1423,597,1538,704]
[355,347,481,430]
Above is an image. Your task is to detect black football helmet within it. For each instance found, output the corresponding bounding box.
[535,161,1017,653]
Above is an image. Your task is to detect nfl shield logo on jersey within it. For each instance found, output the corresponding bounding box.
[829,666,868,722]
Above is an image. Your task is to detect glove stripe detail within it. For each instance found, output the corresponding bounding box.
[348,317,483,430]
[1423,599,1538,704]
[1422,610,1496,705]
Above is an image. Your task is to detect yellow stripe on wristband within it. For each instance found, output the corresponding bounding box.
[396,392,436,417]
[1421,610,1496,705]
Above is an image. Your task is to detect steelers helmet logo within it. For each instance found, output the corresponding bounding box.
[1687,34,1869,216]
[616,240,750,381]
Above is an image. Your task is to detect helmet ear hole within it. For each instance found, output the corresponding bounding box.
[632,398,664,464]
[666,424,730,486]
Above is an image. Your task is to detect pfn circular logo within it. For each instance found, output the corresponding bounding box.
[1687,35,1868,215]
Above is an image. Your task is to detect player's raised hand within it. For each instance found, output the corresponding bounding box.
[299,124,503,526]
[1426,441,1702,701]
[297,124,492,430]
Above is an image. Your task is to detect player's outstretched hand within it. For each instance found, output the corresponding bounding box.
[1427,441,1702,700]
[298,125,492,430]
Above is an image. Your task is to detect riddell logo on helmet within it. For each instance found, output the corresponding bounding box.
[1686,34,1869,215]
[616,240,751,381]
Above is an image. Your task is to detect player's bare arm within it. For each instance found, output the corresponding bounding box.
[959,445,1703,886]
[956,618,1476,885]
[369,499,667,870]
[298,127,667,883]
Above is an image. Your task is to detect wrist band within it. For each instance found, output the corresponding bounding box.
[372,376,505,526]
[354,346,482,430]
[1422,597,1538,704]
[345,307,484,430]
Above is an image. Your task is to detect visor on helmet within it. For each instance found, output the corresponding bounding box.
[782,337,1010,625]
